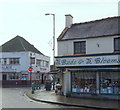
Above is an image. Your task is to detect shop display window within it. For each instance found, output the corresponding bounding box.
[9,73,19,80]
[100,72,120,95]
[72,72,96,93]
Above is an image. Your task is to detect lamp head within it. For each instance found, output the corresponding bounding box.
[45,13,50,16]
[45,13,54,16]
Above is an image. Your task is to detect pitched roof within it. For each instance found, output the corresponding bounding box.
[58,16,120,41]
[0,35,44,55]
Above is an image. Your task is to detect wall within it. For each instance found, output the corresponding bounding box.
[87,36,113,54]
[1,52,29,73]
[57,36,119,56]
[30,52,50,73]
[1,52,50,73]
[58,40,73,56]
[62,69,71,95]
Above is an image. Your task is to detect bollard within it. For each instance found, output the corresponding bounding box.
[36,83,38,90]
[31,82,35,94]
[38,82,40,89]
[37,82,40,89]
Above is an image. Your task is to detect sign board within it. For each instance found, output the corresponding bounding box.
[55,55,120,67]
[21,71,28,74]
[28,67,33,71]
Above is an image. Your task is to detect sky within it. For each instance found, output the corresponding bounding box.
[0,0,119,64]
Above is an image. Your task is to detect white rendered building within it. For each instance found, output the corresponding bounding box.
[55,15,120,100]
[0,35,50,86]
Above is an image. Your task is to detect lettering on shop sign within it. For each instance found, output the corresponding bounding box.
[2,65,12,70]
[40,68,47,71]
[95,57,120,64]
[55,55,120,67]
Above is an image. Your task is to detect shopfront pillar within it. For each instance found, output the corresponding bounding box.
[96,72,100,94]
[63,69,71,95]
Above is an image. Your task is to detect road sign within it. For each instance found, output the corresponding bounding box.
[28,67,33,72]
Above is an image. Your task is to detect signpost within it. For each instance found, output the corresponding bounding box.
[28,67,33,85]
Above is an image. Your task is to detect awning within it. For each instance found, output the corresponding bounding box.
[49,70,60,74]
[68,67,120,72]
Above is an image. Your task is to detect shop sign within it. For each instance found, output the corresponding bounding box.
[55,55,120,67]
[40,67,47,71]
[2,65,12,70]
[1,65,16,72]
[21,71,28,74]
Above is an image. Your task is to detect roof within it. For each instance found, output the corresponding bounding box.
[58,16,120,41]
[0,35,44,55]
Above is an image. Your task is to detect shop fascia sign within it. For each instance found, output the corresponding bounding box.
[55,55,120,67]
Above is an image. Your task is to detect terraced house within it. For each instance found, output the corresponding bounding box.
[0,35,50,87]
[55,15,120,100]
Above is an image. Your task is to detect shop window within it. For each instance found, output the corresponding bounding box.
[21,74,28,80]
[74,41,86,54]
[114,37,120,51]
[72,72,96,93]
[9,73,19,80]
[0,59,1,64]
[100,72,120,95]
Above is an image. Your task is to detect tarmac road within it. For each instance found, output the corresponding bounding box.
[1,87,101,110]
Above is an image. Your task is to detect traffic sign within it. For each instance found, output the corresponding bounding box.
[28,67,33,72]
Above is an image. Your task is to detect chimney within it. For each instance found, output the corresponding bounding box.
[65,14,73,28]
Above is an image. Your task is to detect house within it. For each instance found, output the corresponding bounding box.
[0,35,50,87]
[55,15,120,100]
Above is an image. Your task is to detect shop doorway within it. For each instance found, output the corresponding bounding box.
[41,74,44,84]
[2,74,7,80]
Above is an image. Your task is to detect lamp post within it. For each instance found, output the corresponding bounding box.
[29,53,32,85]
[45,13,55,90]
[45,13,55,65]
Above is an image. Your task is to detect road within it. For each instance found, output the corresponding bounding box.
[1,87,98,110]
[2,87,65,108]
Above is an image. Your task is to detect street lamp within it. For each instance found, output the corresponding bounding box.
[45,13,55,65]
[45,13,56,90]
[30,53,32,85]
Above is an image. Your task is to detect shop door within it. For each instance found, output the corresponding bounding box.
[3,74,7,80]
[41,74,44,84]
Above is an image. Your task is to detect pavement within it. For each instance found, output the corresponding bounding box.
[26,86,119,110]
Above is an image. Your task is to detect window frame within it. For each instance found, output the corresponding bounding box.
[30,57,35,64]
[9,58,20,65]
[114,37,120,52]
[74,41,86,54]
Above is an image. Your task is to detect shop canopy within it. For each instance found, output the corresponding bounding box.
[68,67,120,72]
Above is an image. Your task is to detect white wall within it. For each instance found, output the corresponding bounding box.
[58,40,73,56]
[87,36,113,54]
[29,52,50,73]
[57,36,119,56]
[1,52,29,73]
[1,51,50,73]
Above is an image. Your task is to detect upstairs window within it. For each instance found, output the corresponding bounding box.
[74,41,86,54]
[30,57,35,64]
[3,58,7,65]
[46,61,49,67]
[36,59,41,66]
[9,58,20,65]
[114,37,120,51]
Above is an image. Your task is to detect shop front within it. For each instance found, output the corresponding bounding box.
[55,53,120,100]
[70,70,120,96]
